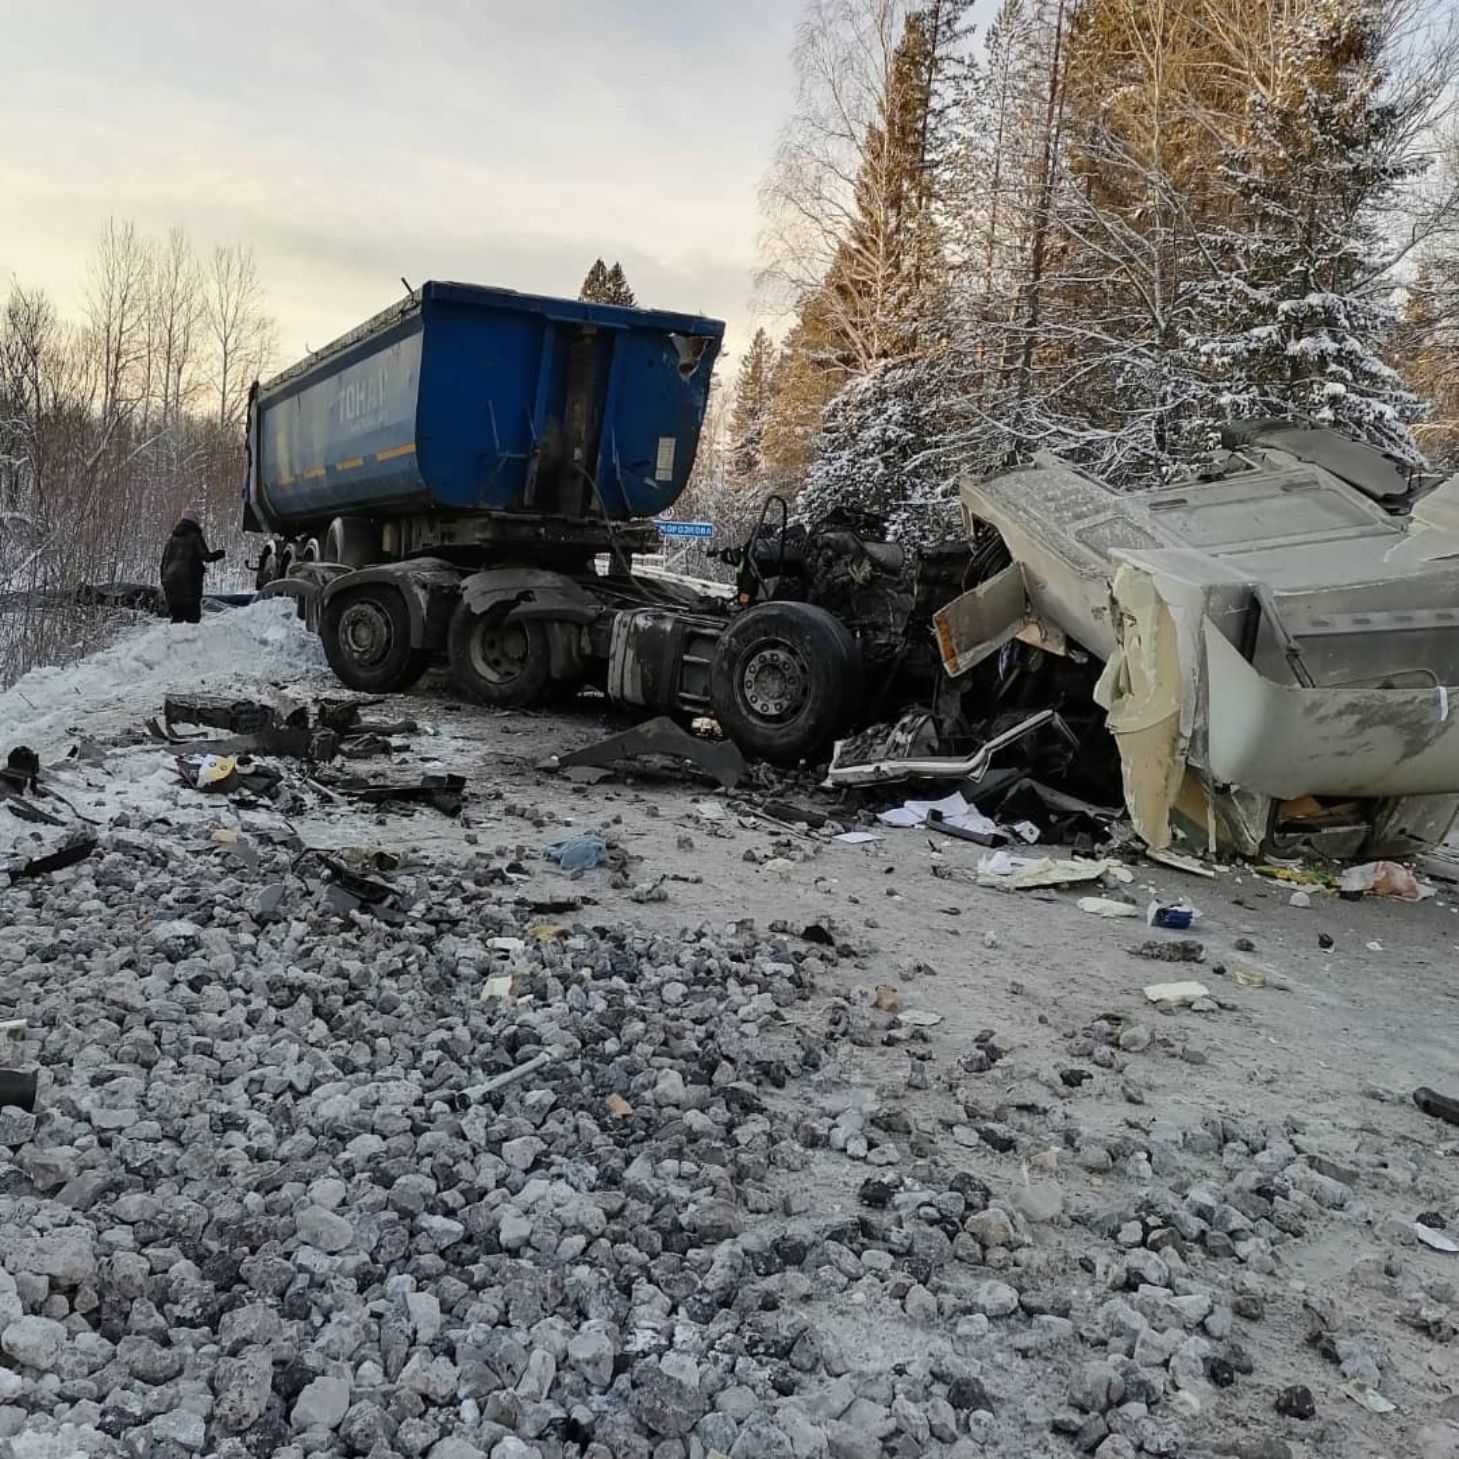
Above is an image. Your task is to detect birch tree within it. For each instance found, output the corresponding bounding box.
[206,242,275,430]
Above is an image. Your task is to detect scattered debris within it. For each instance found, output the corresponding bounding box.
[827,708,1065,788]
[967,771,1116,849]
[1143,979,1211,1005]
[298,850,399,918]
[1077,896,1140,918]
[757,798,826,829]
[1341,1381,1397,1414]
[550,716,746,789]
[872,984,900,1012]
[1145,846,1218,878]
[1338,860,1434,902]
[163,693,274,736]
[1233,966,1269,989]
[176,753,239,792]
[1414,1222,1459,1253]
[977,852,1111,890]
[461,1049,556,1102]
[543,831,609,873]
[877,790,997,837]
[560,763,613,785]
[0,1069,37,1111]
[1414,1086,1459,1126]
[1134,939,1205,964]
[328,773,466,817]
[1257,864,1333,889]
[1147,901,1199,929]
[6,832,97,883]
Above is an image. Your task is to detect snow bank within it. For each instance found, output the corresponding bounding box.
[0,600,327,757]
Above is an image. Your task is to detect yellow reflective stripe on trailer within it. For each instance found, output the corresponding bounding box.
[336,457,364,471]
[375,442,417,462]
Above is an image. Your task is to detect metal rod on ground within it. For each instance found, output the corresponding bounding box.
[464,1050,554,1103]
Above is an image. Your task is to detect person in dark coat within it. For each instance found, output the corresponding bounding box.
[160,508,225,623]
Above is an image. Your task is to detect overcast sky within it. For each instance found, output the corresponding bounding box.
[0,0,802,370]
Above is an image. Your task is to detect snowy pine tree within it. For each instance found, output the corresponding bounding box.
[579,259,636,306]
[770,2,974,523]
[602,263,637,307]
[578,258,610,302]
[1188,0,1425,459]
[729,329,777,483]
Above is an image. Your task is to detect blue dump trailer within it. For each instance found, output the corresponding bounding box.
[246,282,723,563]
[244,282,878,763]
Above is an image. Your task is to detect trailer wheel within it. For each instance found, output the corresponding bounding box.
[711,602,862,764]
[324,517,381,569]
[447,602,552,708]
[321,583,430,693]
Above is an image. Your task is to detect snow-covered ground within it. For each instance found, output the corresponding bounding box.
[0,600,326,760]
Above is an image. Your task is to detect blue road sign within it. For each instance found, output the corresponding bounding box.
[654,520,714,539]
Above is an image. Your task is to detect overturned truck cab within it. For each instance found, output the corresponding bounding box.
[935,423,1459,861]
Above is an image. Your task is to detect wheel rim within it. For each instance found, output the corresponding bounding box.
[469,620,531,685]
[740,639,809,721]
[338,599,394,670]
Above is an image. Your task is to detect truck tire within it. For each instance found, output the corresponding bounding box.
[711,602,862,764]
[320,583,431,693]
[324,517,381,569]
[447,601,552,708]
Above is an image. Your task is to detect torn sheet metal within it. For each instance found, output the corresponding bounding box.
[1093,564,1187,851]
[1202,623,1459,799]
[1383,471,1459,566]
[552,716,746,790]
[934,565,1029,677]
[934,564,1072,679]
[826,709,1059,788]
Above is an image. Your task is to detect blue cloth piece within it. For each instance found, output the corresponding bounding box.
[543,831,608,872]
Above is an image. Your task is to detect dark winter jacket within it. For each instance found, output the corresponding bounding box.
[160,520,224,602]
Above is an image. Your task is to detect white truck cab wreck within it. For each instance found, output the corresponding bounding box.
[930,423,1459,861]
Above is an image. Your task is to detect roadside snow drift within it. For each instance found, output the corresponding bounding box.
[0,600,326,758]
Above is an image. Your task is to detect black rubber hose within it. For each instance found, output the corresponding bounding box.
[1414,1086,1459,1127]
